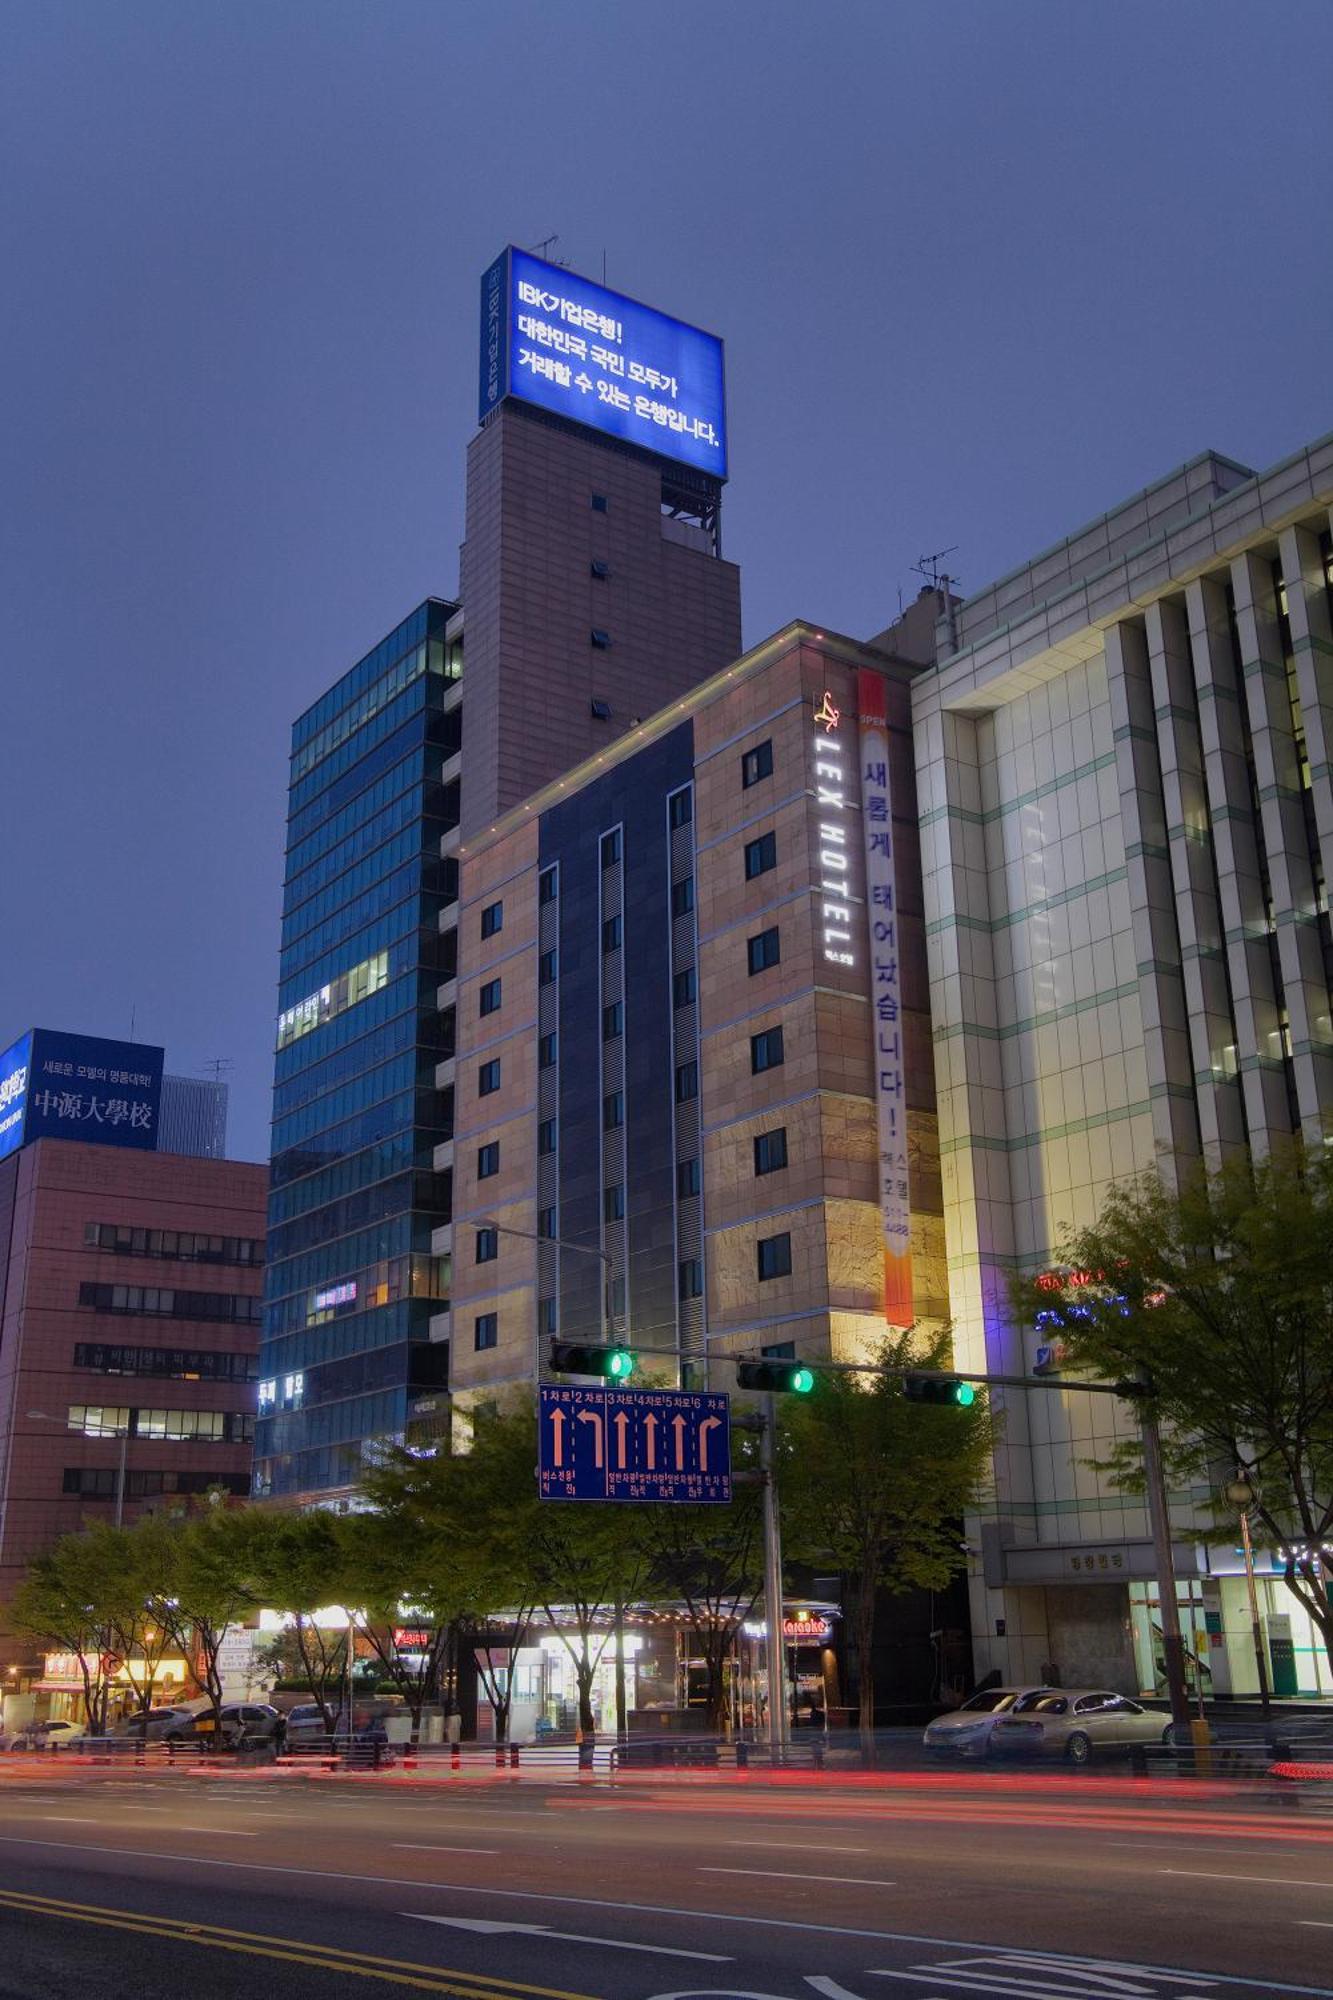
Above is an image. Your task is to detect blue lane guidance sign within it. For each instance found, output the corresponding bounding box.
[539,1385,731,1504]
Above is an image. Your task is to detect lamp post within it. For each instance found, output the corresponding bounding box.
[30,1409,130,1527]
[1225,1473,1271,1718]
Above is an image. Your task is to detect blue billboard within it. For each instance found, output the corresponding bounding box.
[479,247,727,480]
[0,1029,165,1155]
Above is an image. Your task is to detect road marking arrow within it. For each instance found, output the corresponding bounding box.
[403,1914,730,1962]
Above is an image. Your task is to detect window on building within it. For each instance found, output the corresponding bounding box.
[603,1092,624,1131]
[671,877,695,918]
[748,926,781,975]
[480,901,503,939]
[754,1127,788,1175]
[477,1142,499,1180]
[673,966,696,1008]
[678,1259,703,1300]
[539,1032,558,1069]
[757,1232,793,1281]
[591,629,611,650]
[604,1183,625,1223]
[474,1313,497,1352]
[751,1025,785,1074]
[591,492,609,512]
[590,697,613,719]
[539,867,558,905]
[539,949,558,985]
[479,977,502,1017]
[610,1274,627,1318]
[476,1228,498,1264]
[745,831,778,880]
[676,1157,700,1199]
[603,1000,624,1040]
[601,828,621,866]
[538,1118,557,1155]
[539,1296,557,1335]
[668,788,693,829]
[591,559,610,580]
[762,1339,796,1360]
[742,740,774,789]
[602,914,622,953]
[675,1062,698,1103]
[538,1207,557,1240]
[478,1059,501,1096]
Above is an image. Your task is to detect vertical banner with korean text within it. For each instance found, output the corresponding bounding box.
[858,670,913,1327]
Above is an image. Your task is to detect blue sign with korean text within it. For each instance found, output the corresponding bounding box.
[539,1384,731,1504]
[19,1029,164,1153]
[479,247,727,480]
[0,1031,32,1163]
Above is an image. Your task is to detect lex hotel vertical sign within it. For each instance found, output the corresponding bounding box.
[812,679,913,1329]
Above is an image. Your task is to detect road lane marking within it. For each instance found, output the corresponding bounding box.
[173,1826,257,1836]
[1163,1868,1333,1889]
[394,1845,501,1855]
[722,1841,870,1854]
[0,1888,594,1998]
[0,1838,1328,1995]
[406,1914,730,1962]
[701,1867,897,1887]
[39,1816,98,1823]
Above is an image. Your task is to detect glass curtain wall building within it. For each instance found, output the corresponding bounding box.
[254,599,460,1498]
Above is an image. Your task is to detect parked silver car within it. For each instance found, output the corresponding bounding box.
[990,1688,1172,1764]
[923,1686,1057,1759]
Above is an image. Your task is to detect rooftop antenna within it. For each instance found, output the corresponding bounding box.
[200,1057,234,1085]
[912,546,960,594]
[129,1004,137,1042]
[527,233,569,268]
[602,249,607,284]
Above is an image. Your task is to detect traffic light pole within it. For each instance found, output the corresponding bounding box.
[759,1396,790,1756]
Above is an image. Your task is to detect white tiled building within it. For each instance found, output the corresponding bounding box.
[914,430,1333,1697]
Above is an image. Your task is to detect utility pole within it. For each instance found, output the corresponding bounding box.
[758,1396,789,1755]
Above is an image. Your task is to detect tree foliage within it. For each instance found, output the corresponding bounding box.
[1030,1151,1333,1668]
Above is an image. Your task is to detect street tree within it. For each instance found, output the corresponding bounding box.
[146,1501,279,1731]
[8,1533,125,1735]
[1031,1151,1333,1673]
[334,1508,463,1742]
[778,1332,994,1755]
[643,1469,763,1730]
[247,1510,350,1730]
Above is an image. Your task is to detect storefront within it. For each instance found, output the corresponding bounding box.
[1127,1552,1333,1703]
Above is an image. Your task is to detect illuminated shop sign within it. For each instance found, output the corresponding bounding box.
[0,1028,163,1157]
[813,690,855,968]
[312,1281,357,1313]
[782,1615,833,1643]
[479,247,727,479]
[0,1031,32,1163]
[858,671,913,1329]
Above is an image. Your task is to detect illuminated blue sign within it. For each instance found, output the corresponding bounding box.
[479,247,727,479]
[0,1032,32,1163]
[0,1029,164,1156]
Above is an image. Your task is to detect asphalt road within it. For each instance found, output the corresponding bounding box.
[0,1762,1329,1998]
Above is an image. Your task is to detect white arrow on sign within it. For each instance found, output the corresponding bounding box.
[698,1414,722,1471]
[576,1407,605,1469]
[403,1914,729,1962]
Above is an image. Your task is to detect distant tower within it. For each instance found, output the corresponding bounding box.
[159,1073,230,1158]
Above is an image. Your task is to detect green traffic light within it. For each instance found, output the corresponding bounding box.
[954,1380,977,1407]
[606,1348,635,1380]
[791,1366,815,1393]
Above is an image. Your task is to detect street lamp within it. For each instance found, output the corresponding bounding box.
[30,1408,131,1528]
[1224,1473,1272,1718]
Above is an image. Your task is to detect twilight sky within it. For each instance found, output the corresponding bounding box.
[3,0,1331,1163]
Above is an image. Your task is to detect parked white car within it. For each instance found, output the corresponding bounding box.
[923,1686,1057,1759]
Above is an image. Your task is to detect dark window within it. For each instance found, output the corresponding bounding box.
[539,1032,558,1069]
[676,1157,700,1199]
[602,913,622,953]
[590,697,613,719]
[477,1143,499,1180]
[675,1062,698,1103]
[82,1224,263,1267]
[538,1118,557,1156]
[671,877,695,918]
[538,1206,557,1240]
[745,831,778,880]
[479,977,502,1017]
[751,1026,785,1074]
[678,1259,703,1300]
[591,492,609,512]
[762,1339,796,1361]
[539,868,558,905]
[539,1296,557,1335]
[77,1283,261,1326]
[742,740,774,788]
[757,1233,793,1281]
[673,967,696,1008]
[590,559,610,579]
[603,1000,624,1040]
[72,1343,258,1383]
[476,1228,498,1264]
[603,1091,624,1131]
[601,827,621,866]
[754,1127,788,1175]
[591,629,611,650]
[668,788,693,829]
[539,949,558,986]
[478,1059,501,1096]
[474,1313,497,1352]
[748,926,781,975]
[604,1183,625,1222]
[480,901,503,939]
[610,1274,626,1318]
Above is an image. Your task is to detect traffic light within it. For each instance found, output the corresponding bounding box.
[736,1359,816,1394]
[903,1372,977,1408]
[548,1340,636,1380]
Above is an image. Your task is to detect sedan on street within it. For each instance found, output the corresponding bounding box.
[990,1688,1172,1764]
[923,1686,1058,1758]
